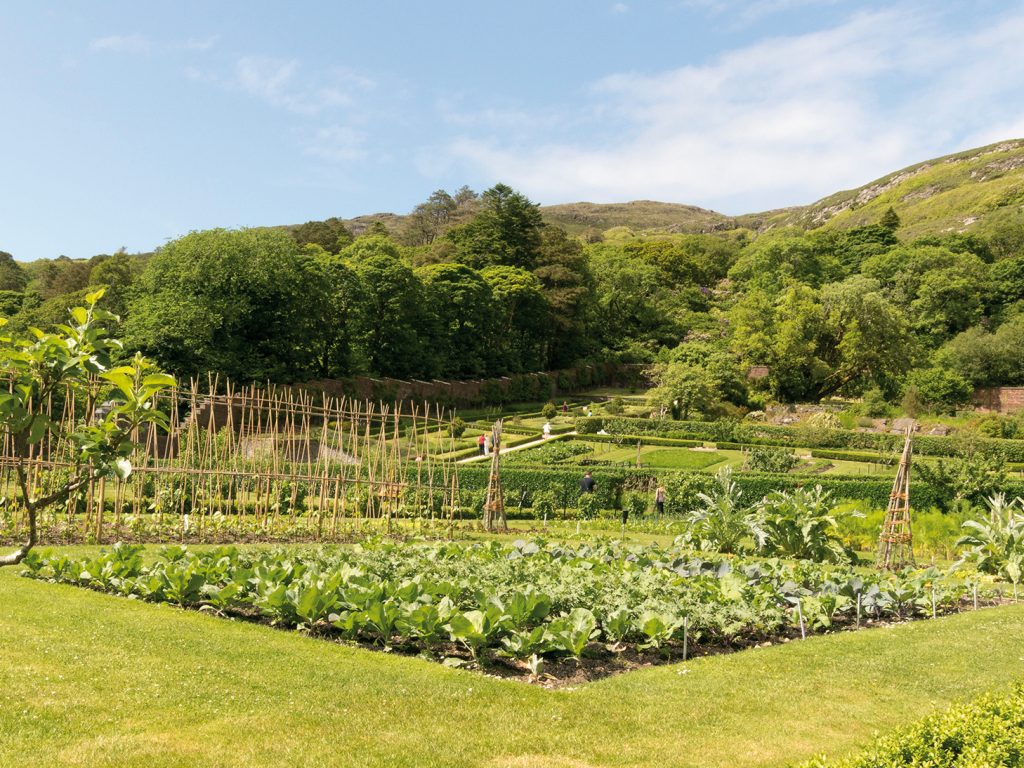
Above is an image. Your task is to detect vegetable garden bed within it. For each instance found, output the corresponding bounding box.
[21,538,1009,686]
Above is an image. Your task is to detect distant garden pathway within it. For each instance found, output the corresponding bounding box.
[456,431,577,464]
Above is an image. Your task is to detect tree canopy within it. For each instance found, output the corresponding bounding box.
[3,178,1023,412]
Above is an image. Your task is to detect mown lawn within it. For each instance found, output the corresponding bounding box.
[640,448,728,470]
[1,564,1022,768]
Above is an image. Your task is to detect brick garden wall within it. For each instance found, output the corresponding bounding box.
[973,387,1024,413]
[298,363,646,409]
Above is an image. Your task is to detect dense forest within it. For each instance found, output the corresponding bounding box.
[3,148,1024,415]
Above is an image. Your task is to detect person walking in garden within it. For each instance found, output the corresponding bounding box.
[562,401,568,415]
[477,433,486,456]
[484,433,492,456]
[580,471,596,494]
[654,484,666,516]
[543,421,552,438]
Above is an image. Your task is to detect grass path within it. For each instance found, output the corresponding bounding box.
[1,568,1022,768]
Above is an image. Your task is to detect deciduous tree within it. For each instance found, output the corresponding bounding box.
[0,291,174,567]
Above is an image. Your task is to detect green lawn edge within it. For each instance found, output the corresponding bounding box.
[1,568,1022,768]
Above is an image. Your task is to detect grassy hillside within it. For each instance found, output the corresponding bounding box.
[741,139,1024,239]
[2,558,1023,767]
[323,201,739,239]
[540,139,1024,238]
[539,200,735,236]
[286,139,1024,243]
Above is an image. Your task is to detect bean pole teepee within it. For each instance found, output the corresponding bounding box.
[877,426,915,570]
[482,420,507,533]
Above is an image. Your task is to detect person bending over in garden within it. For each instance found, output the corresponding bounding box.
[580,471,596,494]
[655,484,666,515]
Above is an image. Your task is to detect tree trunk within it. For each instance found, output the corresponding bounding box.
[0,509,35,566]
[0,468,92,568]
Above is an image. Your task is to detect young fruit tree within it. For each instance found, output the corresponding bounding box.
[0,290,174,567]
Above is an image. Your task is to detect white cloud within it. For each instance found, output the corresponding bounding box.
[183,35,219,51]
[612,3,630,13]
[233,57,374,116]
[89,34,152,53]
[436,95,567,131]
[441,7,1024,212]
[681,0,846,23]
[303,125,366,162]
[90,33,219,54]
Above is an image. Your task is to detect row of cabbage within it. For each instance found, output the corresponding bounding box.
[21,540,1005,667]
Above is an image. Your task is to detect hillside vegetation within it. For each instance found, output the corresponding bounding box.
[540,200,736,236]
[744,139,1024,239]
[323,140,1024,241]
[2,141,1024,416]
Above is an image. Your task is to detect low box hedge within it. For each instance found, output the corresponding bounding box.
[576,416,1024,461]
[810,448,897,465]
[574,433,704,448]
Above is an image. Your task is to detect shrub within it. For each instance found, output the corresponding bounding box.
[624,492,648,519]
[449,417,467,438]
[861,387,891,418]
[975,414,1018,439]
[604,397,624,416]
[578,493,601,520]
[902,384,922,418]
[916,454,1010,510]
[541,402,557,420]
[531,490,557,520]
[745,446,799,473]
[906,367,972,414]
[806,411,842,430]
[800,685,1024,768]
[464,490,487,517]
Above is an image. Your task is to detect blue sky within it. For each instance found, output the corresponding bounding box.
[2,0,1023,260]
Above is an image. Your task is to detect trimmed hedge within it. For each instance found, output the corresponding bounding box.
[800,684,1024,767]
[492,423,541,436]
[715,441,748,451]
[576,416,1024,461]
[576,433,704,448]
[810,449,896,465]
[450,464,1023,512]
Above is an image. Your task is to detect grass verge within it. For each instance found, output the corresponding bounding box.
[0,565,1022,767]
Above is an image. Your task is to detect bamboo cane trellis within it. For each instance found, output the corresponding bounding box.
[0,378,463,545]
[482,420,507,533]
[877,427,915,571]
